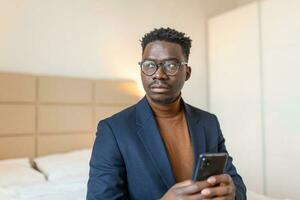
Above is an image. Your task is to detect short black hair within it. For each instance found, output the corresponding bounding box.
[140,27,192,61]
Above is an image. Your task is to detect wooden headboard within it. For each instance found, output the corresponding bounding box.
[0,72,141,159]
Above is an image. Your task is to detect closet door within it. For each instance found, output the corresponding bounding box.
[261,0,300,198]
[208,2,264,193]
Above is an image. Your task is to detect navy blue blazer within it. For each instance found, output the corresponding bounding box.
[87,97,246,200]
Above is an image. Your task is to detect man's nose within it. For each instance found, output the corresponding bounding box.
[152,66,168,80]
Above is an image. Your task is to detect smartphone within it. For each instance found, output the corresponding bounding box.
[192,153,228,181]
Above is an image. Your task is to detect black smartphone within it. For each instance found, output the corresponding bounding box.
[192,153,228,181]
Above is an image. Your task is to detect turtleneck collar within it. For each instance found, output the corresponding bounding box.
[146,94,182,118]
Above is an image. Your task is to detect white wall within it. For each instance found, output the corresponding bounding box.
[200,0,237,17]
[0,0,238,109]
[260,0,300,198]
[208,2,264,194]
[209,0,300,199]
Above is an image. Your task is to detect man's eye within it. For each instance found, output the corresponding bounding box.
[143,62,155,68]
[169,64,176,68]
[148,63,156,68]
[166,63,177,69]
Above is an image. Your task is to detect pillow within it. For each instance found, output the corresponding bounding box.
[34,149,91,182]
[0,158,46,187]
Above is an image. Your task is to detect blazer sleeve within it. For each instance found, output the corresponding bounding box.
[214,115,247,200]
[87,120,128,200]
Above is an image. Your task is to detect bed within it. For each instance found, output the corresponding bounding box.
[0,72,292,200]
[0,148,292,200]
[0,72,140,199]
[0,150,90,200]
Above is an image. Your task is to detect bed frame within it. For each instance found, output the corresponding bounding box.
[0,72,140,159]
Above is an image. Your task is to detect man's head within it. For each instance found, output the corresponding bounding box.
[140,27,192,104]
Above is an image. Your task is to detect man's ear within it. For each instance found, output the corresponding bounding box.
[185,66,191,81]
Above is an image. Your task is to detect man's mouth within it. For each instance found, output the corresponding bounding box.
[149,82,170,93]
[150,87,169,93]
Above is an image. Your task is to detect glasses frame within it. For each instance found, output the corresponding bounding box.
[138,60,188,76]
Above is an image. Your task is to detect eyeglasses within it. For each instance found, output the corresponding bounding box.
[138,59,187,76]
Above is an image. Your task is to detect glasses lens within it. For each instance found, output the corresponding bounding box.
[141,61,157,75]
[164,61,179,75]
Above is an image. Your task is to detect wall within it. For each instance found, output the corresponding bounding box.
[0,72,139,159]
[208,2,264,194]
[0,0,238,109]
[208,0,300,199]
[236,0,256,6]
[260,0,300,198]
[200,0,238,17]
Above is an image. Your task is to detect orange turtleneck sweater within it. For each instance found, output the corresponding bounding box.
[146,95,194,182]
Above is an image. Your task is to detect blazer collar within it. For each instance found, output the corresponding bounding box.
[135,96,207,187]
[182,102,207,176]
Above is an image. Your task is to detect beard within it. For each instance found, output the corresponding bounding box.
[148,93,181,105]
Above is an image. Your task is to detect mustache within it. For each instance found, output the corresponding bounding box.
[149,80,171,88]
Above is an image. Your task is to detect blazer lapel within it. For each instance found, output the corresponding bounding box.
[135,97,176,188]
[183,101,207,175]
[135,97,208,187]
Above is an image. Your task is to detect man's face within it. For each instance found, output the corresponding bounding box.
[141,40,191,104]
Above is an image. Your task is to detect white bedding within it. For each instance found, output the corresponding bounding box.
[0,177,87,200]
[0,149,292,200]
[0,149,90,200]
[34,149,91,182]
[0,158,45,187]
[0,181,292,200]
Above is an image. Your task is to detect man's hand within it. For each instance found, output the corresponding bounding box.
[160,174,236,200]
[160,179,211,200]
[200,174,236,200]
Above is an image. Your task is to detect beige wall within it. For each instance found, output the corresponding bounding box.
[209,2,264,194]
[209,0,300,199]
[260,0,300,198]
[200,0,238,17]
[0,0,238,109]
[237,0,256,6]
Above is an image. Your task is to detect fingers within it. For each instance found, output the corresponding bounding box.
[169,177,234,199]
[194,180,212,191]
[173,180,212,196]
[207,174,233,186]
[201,185,234,197]
[187,192,206,200]
[199,174,235,199]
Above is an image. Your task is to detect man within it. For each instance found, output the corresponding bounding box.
[87,27,246,200]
